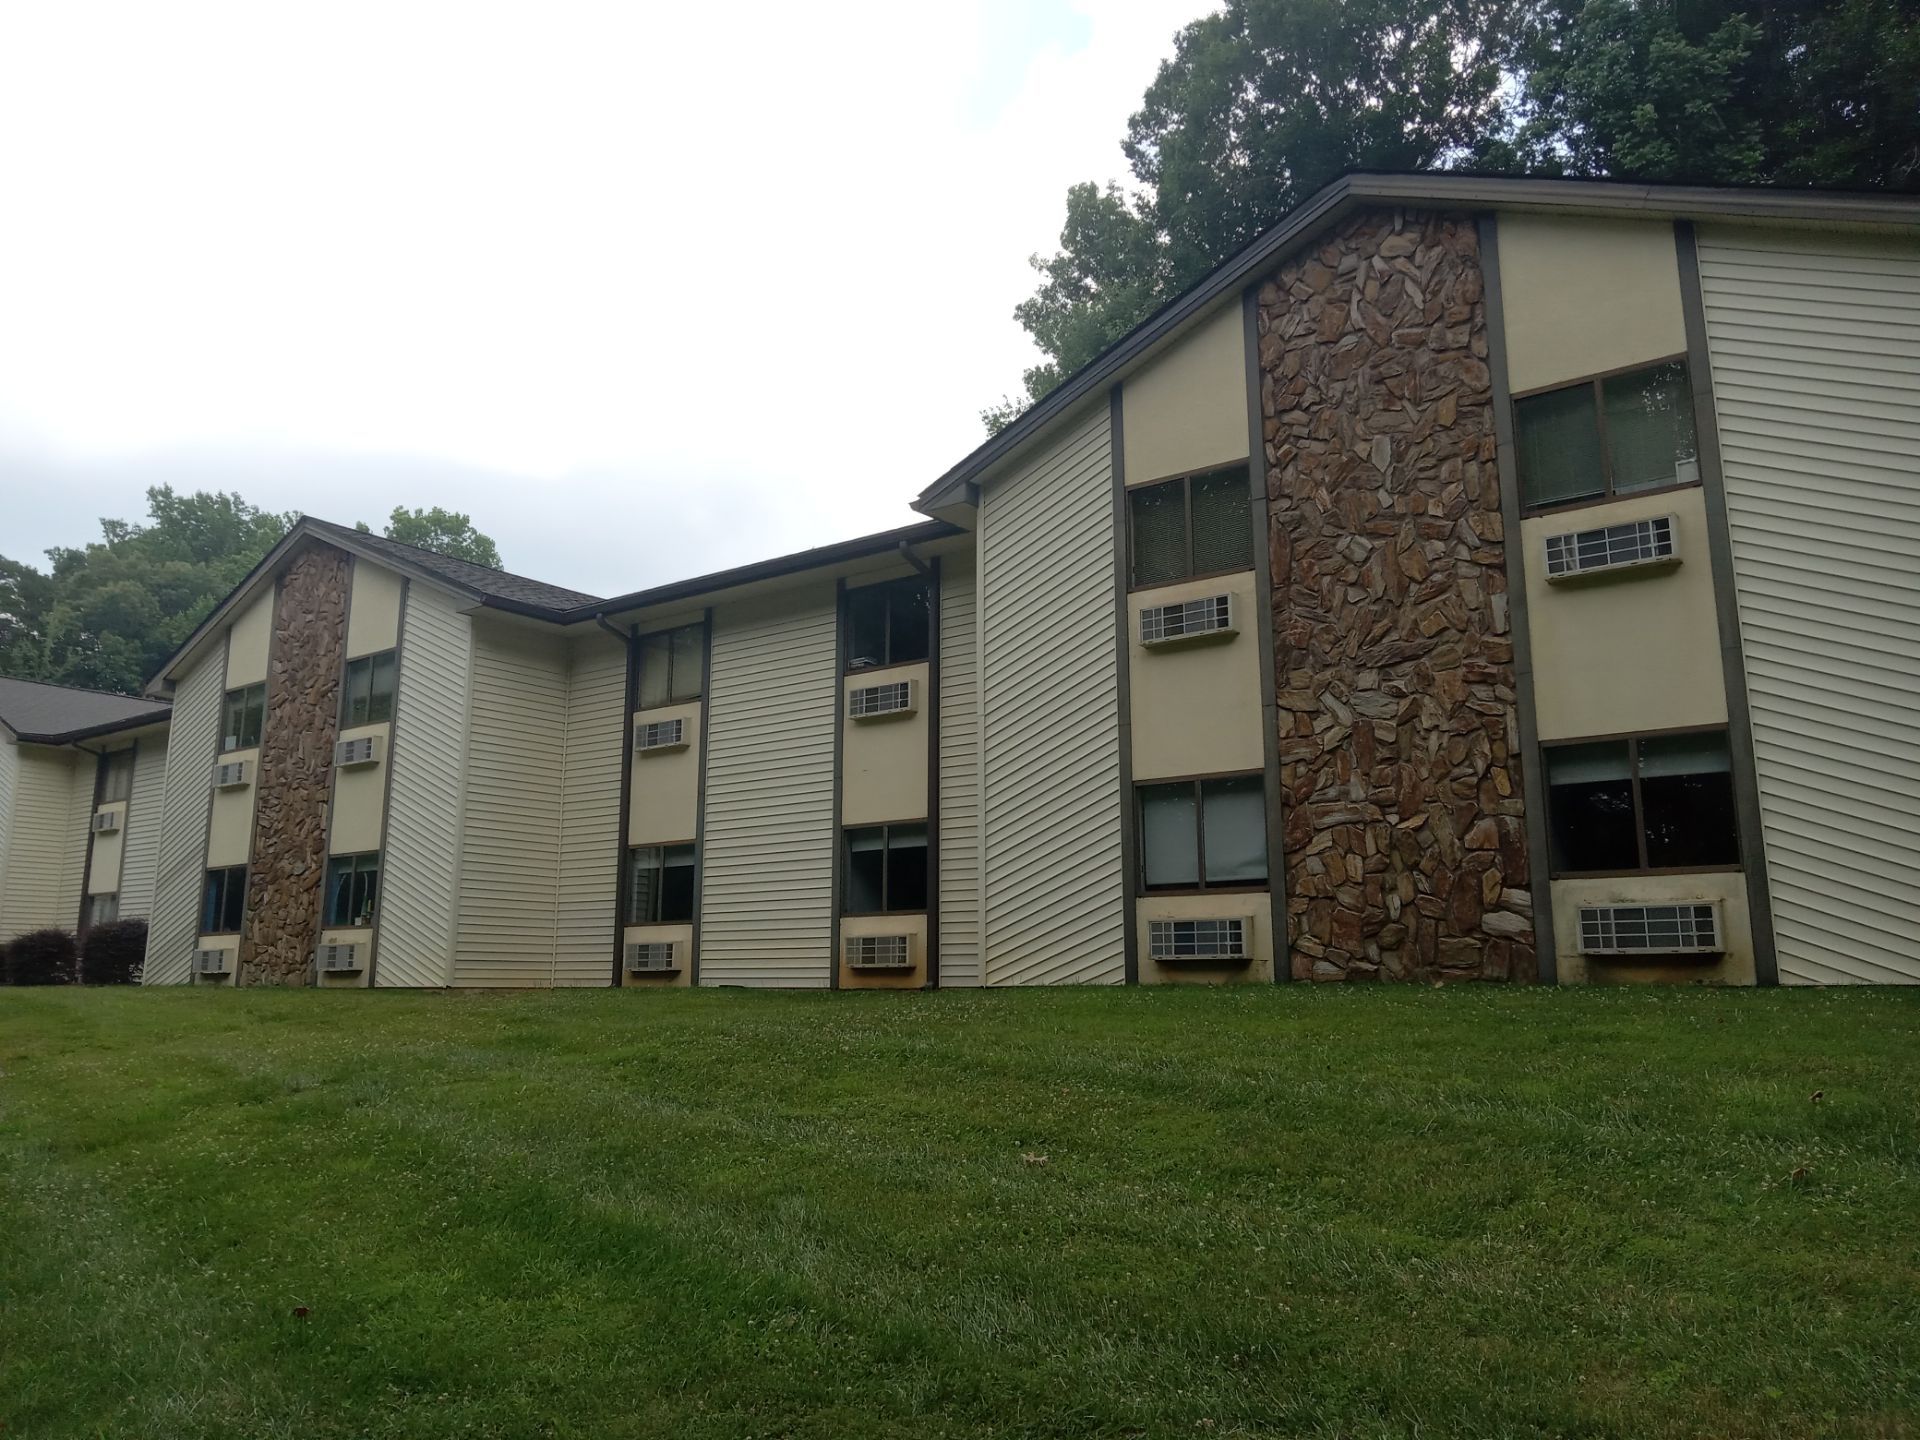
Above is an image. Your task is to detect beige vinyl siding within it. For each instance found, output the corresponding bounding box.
[555,635,625,986]
[0,746,87,939]
[978,405,1126,985]
[1697,226,1920,986]
[0,736,15,933]
[117,736,168,920]
[937,549,982,985]
[144,650,224,983]
[378,584,471,987]
[698,592,836,986]
[451,623,567,986]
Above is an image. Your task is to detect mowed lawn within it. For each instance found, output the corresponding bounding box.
[1,987,1917,1439]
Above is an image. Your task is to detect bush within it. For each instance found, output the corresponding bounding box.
[80,919,147,985]
[4,929,78,985]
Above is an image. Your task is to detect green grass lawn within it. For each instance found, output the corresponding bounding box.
[1,986,1916,1439]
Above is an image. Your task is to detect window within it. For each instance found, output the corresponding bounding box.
[1129,466,1252,587]
[1546,730,1738,875]
[1138,775,1268,890]
[221,684,265,750]
[639,623,705,709]
[627,844,696,924]
[843,824,928,913]
[845,578,929,670]
[201,866,247,934]
[87,893,119,926]
[1515,359,1698,511]
[99,749,135,804]
[340,651,397,727]
[324,852,381,928]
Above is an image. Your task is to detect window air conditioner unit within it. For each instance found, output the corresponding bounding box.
[194,948,233,977]
[316,942,363,974]
[1576,902,1723,958]
[334,736,381,768]
[1544,515,1679,581]
[845,933,913,972]
[624,941,680,974]
[1139,594,1236,646]
[91,810,123,834]
[634,718,688,754]
[212,760,251,789]
[847,680,916,721]
[1149,917,1251,964]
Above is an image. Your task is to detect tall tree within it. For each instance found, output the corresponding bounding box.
[365,506,503,568]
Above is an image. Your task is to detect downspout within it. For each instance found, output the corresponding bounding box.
[594,612,637,986]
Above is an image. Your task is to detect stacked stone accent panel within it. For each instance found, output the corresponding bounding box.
[239,543,350,985]
[1257,209,1534,982]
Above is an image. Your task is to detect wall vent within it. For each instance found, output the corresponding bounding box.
[334,735,381,768]
[194,947,233,976]
[1544,515,1679,581]
[1149,917,1251,963]
[1577,902,1723,957]
[1139,594,1235,646]
[845,933,913,972]
[211,760,251,789]
[90,810,123,834]
[316,942,363,973]
[625,941,680,973]
[848,680,916,721]
[634,718,688,753]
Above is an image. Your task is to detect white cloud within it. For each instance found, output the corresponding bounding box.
[0,0,1210,596]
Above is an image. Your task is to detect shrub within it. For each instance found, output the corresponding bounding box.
[4,929,78,985]
[80,919,148,985]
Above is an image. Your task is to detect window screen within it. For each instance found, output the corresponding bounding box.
[1189,470,1252,576]
[1129,467,1253,586]
[1516,360,1698,510]
[1547,731,1738,875]
[1638,732,1736,868]
[341,651,397,727]
[1130,481,1189,587]
[1603,361,1697,494]
[640,623,705,709]
[221,684,265,750]
[1515,384,1605,509]
[99,749,135,804]
[1140,775,1267,889]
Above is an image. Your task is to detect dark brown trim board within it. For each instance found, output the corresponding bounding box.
[363,578,411,988]
[924,555,942,989]
[1243,286,1292,981]
[1674,219,1780,986]
[828,578,848,989]
[690,607,714,986]
[74,748,106,935]
[1109,385,1141,985]
[1477,213,1558,982]
[607,618,639,986]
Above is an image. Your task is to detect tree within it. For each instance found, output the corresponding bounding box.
[364,506,502,568]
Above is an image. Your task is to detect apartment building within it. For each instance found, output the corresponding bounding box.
[82,173,1920,988]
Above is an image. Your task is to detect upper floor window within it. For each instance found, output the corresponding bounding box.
[1515,358,1698,512]
[221,684,265,751]
[1139,774,1268,890]
[99,748,135,804]
[1546,729,1738,875]
[627,843,696,924]
[324,852,381,928]
[340,651,397,728]
[1129,465,1252,588]
[844,823,928,913]
[638,623,705,709]
[201,865,247,934]
[846,578,929,671]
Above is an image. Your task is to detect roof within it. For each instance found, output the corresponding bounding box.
[915,170,1920,512]
[303,519,601,610]
[0,675,172,744]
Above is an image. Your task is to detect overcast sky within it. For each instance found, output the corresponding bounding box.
[0,0,1213,597]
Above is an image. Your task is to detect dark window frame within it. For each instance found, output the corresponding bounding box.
[1137,771,1269,893]
[1127,463,1254,591]
[843,578,931,672]
[201,865,248,934]
[841,822,930,915]
[1544,725,1742,879]
[98,748,135,805]
[637,622,706,709]
[339,650,398,729]
[1513,354,1699,517]
[324,851,382,929]
[220,683,266,752]
[625,842,697,925]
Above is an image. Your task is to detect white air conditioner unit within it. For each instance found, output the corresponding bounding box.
[1139,594,1236,646]
[1544,515,1679,581]
[334,736,381,768]
[847,679,917,721]
[633,718,688,753]
[194,947,233,977]
[1577,902,1723,958]
[316,942,362,973]
[624,940,680,974]
[1149,916,1252,963]
[845,933,913,972]
[90,810,123,834]
[211,760,251,789]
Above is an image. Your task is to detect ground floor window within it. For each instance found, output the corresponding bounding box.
[201,866,247,934]
[844,824,928,913]
[324,853,381,928]
[1546,729,1738,875]
[88,893,119,926]
[627,844,696,924]
[1139,774,1268,890]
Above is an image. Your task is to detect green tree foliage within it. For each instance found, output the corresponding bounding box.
[372,506,503,568]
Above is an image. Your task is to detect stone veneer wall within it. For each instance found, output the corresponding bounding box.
[1257,209,1534,982]
[239,543,350,985]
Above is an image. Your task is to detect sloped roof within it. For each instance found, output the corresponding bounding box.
[0,675,172,744]
[304,519,601,610]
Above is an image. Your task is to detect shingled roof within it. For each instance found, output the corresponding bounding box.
[304,519,601,610]
[0,675,172,744]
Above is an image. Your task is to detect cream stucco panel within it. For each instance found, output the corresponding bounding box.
[1137,891,1275,986]
[316,927,373,987]
[838,911,928,990]
[1551,872,1755,986]
[89,802,127,893]
[1121,303,1250,486]
[842,662,930,827]
[621,922,694,987]
[206,747,260,868]
[629,702,701,845]
[328,722,391,856]
[1128,572,1266,781]
[224,589,276,689]
[345,562,405,659]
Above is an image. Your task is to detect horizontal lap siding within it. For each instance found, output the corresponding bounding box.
[117,737,168,920]
[378,585,470,987]
[452,626,566,986]
[1699,227,1920,985]
[145,651,223,983]
[0,746,85,940]
[555,636,625,986]
[938,551,982,985]
[979,406,1125,985]
[699,593,836,986]
[0,738,14,935]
